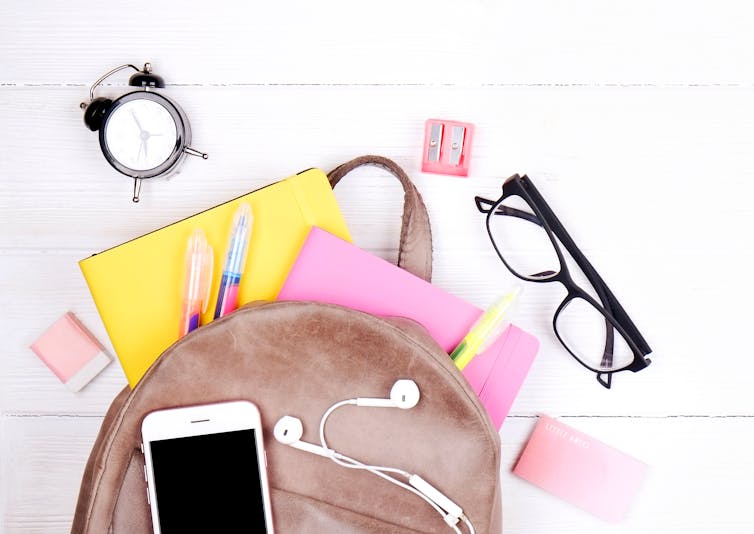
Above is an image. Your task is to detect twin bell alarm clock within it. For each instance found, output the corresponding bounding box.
[80,62,207,202]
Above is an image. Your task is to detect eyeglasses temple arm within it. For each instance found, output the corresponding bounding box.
[478,187,650,358]
[518,179,652,355]
[478,193,629,338]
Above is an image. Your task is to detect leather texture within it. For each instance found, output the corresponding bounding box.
[327,155,433,283]
[70,156,502,534]
[71,303,502,533]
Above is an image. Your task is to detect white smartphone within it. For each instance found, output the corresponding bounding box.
[141,400,275,533]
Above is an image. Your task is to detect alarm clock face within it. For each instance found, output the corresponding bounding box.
[100,91,188,178]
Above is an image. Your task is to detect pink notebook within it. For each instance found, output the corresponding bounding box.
[277,227,539,429]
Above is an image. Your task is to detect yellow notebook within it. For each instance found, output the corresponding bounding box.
[80,168,352,387]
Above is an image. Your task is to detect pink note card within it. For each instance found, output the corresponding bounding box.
[513,415,648,523]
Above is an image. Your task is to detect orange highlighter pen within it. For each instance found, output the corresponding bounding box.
[179,229,214,337]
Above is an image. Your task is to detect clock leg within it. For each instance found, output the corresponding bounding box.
[133,178,142,203]
[184,146,209,159]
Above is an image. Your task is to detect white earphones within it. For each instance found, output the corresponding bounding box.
[272,380,475,534]
[355,378,420,409]
[273,415,332,458]
[272,378,419,459]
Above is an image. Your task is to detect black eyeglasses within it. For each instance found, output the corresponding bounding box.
[475,174,652,388]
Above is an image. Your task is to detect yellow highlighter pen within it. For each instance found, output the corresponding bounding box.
[450,286,522,370]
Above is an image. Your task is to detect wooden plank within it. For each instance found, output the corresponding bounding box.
[2,2,754,531]
[1,241,752,417]
[1,416,103,534]
[2,83,753,415]
[2,84,753,249]
[3,414,754,533]
[1,1,753,86]
[499,416,754,533]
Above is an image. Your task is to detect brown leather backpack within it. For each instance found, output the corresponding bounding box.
[71,156,503,533]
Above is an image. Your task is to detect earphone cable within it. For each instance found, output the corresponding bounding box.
[319,399,410,477]
[331,449,462,534]
[318,399,474,533]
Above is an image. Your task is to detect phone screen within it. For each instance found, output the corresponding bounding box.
[149,428,268,533]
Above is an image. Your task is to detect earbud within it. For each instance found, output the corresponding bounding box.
[273,415,303,444]
[273,416,332,458]
[356,379,420,409]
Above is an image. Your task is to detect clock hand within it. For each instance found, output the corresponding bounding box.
[130,110,146,134]
[132,110,152,162]
[137,129,153,162]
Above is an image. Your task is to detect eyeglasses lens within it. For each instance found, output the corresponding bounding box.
[488,195,560,281]
[554,297,635,371]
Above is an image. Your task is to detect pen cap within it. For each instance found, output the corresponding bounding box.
[183,228,214,312]
[224,202,253,274]
[475,285,522,354]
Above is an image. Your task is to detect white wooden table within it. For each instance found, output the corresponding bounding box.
[2,1,753,532]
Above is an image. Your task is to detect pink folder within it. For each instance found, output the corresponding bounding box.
[277,227,539,429]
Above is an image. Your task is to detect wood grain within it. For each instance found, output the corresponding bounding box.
[2,1,753,532]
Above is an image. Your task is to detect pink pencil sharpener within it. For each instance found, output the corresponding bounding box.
[421,119,475,177]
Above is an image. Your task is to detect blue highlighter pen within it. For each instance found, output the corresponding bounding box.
[214,202,252,319]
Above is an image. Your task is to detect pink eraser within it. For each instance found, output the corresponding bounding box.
[30,312,112,392]
[513,415,648,523]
